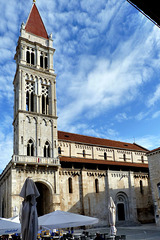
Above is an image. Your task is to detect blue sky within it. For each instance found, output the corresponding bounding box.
[1,0,160,172]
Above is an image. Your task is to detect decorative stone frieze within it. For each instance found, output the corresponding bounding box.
[87,172,106,177]
[59,170,80,176]
[134,174,148,179]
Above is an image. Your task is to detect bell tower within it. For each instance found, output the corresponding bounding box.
[13,2,58,162]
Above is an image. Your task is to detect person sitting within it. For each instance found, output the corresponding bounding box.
[94,232,103,240]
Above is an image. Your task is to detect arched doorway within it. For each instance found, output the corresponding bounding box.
[116,192,129,222]
[117,203,125,221]
[35,182,51,217]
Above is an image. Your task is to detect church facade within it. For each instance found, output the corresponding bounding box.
[0,2,154,225]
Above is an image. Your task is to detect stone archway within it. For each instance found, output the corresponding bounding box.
[116,192,129,222]
[35,182,52,217]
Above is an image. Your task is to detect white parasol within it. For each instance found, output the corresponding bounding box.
[0,218,21,236]
[108,197,117,236]
[38,210,99,229]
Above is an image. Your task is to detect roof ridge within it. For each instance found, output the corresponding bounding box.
[133,142,149,151]
[58,130,146,149]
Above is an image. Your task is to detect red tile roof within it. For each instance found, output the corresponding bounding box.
[58,131,148,152]
[147,146,160,154]
[25,3,48,39]
[60,156,148,168]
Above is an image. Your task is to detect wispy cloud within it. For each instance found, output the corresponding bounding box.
[148,84,160,107]
[115,113,129,122]
[135,111,150,121]
[152,110,160,119]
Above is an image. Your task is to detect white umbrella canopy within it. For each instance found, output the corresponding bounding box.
[0,218,21,236]
[38,210,99,229]
[108,197,117,236]
[9,215,20,223]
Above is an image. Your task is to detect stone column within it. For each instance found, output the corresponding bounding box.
[36,45,40,69]
[21,70,26,110]
[128,171,138,222]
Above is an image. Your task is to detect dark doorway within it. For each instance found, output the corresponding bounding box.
[117,203,125,221]
[35,182,51,217]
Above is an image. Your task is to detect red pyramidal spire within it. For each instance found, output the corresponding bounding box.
[25,3,49,39]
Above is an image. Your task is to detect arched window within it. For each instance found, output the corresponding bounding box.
[68,177,73,193]
[83,150,85,157]
[140,180,143,194]
[40,52,48,69]
[40,52,45,68]
[27,139,34,156]
[26,90,34,112]
[58,147,61,154]
[31,92,34,111]
[42,95,45,114]
[104,152,107,160]
[25,80,34,112]
[44,141,50,158]
[157,183,160,198]
[45,54,48,69]
[26,47,30,64]
[31,49,35,65]
[141,156,144,163]
[40,55,43,68]
[26,47,35,65]
[26,91,29,111]
[42,86,49,115]
[95,179,99,193]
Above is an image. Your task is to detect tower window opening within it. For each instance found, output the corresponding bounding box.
[26,50,30,64]
[31,92,34,111]
[140,180,143,194]
[58,147,61,154]
[40,52,48,69]
[26,90,34,112]
[45,55,48,69]
[31,52,35,65]
[41,86,49,115]
[141,156,144,163]
[104,152,107,160]
[26,47,35,65]
[95,179,99,193]
[68,177,73,193]
[44,141,50,158]
[83,150,85,157]
[40,55,43,68]
[123,154,126,162]
[46,95,49,114]
[26,91,29,111]
[42,95,45,114]
[27,139,34,156]
[25,80,34,112]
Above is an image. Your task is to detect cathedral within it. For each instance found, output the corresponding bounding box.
[0,1,154,225]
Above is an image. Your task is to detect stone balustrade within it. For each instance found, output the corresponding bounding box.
[12,155,60,166]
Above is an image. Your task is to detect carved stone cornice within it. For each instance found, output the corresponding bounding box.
[59,170,80,176]
[87,172,106,177]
